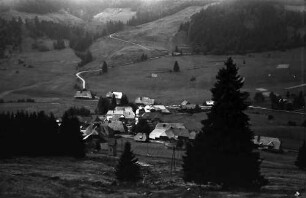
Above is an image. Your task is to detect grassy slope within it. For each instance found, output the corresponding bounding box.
[117,6,209,50]
[93,8,136,23]
[0,48,80,100]
[86,47,305,105]
[0,146,305,198]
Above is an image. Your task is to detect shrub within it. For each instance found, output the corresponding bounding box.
[190,76,196,81]
[295,141,306,170]
[288,121,297,126]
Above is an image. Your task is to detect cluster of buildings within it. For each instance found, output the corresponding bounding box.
[77,91,213,152]
[76,91,283,153]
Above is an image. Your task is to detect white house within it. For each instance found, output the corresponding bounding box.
[106,91,123,105]
[149,123,188,140]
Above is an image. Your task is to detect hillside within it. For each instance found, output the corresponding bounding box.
[0,9,84,26]
[93,8,136,24]
[0,48,80,100]
[179,0,306,54]
[117,5,215,50]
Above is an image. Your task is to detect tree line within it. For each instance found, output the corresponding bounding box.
[0,110,85,158]
[0,18,22,58]
[179,0,306,54]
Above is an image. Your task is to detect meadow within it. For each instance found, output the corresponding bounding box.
[86,47,305,105]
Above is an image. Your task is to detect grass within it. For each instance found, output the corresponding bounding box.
[0,48,79,100]
[93,8,136,23]
[0,141,305,198]
[85,47,305,105]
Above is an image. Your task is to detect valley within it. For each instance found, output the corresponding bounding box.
[0,0,306,197]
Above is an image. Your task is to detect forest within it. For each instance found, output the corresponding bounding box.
[0,110,85,158]
[179,1,306,54]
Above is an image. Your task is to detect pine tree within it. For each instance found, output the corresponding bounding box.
[183,57,266,189]
[110,94,117,110]
[96,97,110,115]
[173,61,180,72]
[134,119,151,139]
[295,141,306,170]
[115,142,142,182]
[120,94,129,106]
[102,61,108,73]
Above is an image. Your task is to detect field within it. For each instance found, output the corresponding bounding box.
[93,8,136,23]
[0,48,80,101]
[1,139,306,198]
[85,47,305,105]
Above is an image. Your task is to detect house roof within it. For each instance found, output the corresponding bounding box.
[276,64,290,69]
[106,91,123,99]
[153,105,171,114]
[108,121,125,133]
[74,90,92,99]
[149,123,187,139]
[181,100,190,106]
[107,107,135,120]
[135,97,155,105]
[253,136,281,150]
[82,123,113,140]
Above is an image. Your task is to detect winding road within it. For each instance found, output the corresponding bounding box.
[75,33,163,90]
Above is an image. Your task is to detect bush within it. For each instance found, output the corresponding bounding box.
[288,121,297,126]
[190,76,196,81]
[302,120,306,127]
[295,141,306,170]
[65,107,91,117]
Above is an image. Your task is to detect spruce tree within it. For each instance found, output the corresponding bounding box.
[120,95,129,106]
[183,57,266,189]
[102,61,108,73]
[295,141,306,170]
[115,142,142,182]
[173,61,180,72]
[96,97,110,115]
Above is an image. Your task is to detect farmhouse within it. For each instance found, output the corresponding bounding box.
[106,91,123,105]
[149,123,189,140]
[106,106,135,121]
[82,122,113,140]
[253,135,282,152]
[135,96,155,106]
[74,90,93,99]
[108,120,126,133]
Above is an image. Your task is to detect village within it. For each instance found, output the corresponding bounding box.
[72,90,283,157]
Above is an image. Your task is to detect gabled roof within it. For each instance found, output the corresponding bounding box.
[135,97,155,105]
[149,123,187,139]
[74,90,92,99]
[108,121,125,133]
[106,91,123,99]
[82,123,113,140]
[253,136,281,150]
[181,100,190,106]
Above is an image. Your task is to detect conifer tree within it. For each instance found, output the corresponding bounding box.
[173,61,180,72]
[96,97,110,115]
[295,141,306,170]
[115,142,142,182]
[120,94,129,106]
[183,57,266,189]
[110,94,117,110]
[102,61,108,73]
